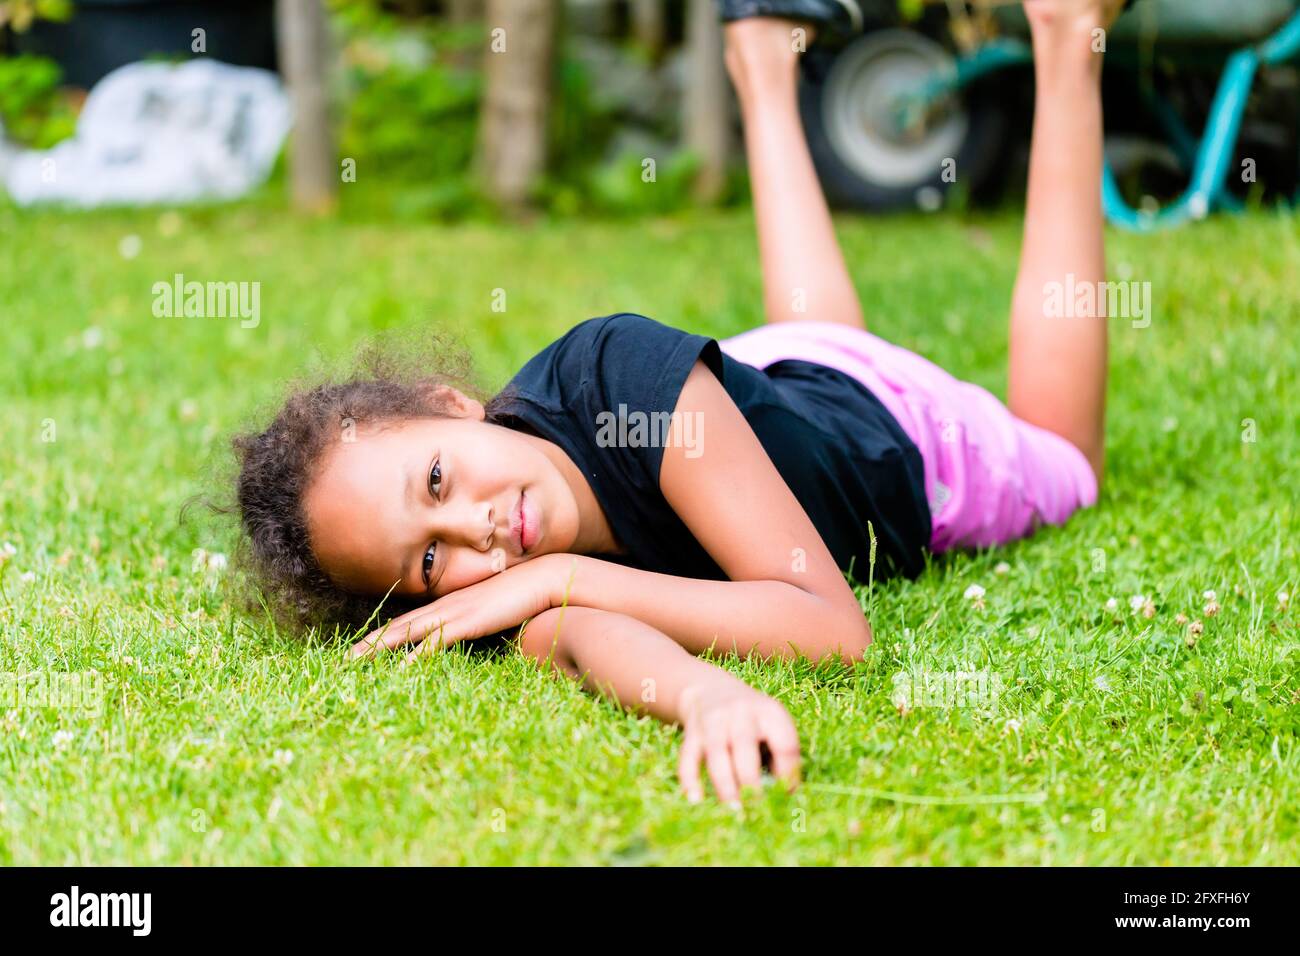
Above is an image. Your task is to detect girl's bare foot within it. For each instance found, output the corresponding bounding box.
[723,18,803,95]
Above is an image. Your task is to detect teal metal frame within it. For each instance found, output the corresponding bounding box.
[903,9,1300,231]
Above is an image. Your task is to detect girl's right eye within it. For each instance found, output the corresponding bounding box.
[422,544,437,587]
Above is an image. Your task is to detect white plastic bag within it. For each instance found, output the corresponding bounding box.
[3,58,292,207]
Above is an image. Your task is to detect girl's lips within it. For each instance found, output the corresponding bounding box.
[513,490,536,553]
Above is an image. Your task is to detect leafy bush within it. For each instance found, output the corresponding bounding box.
[0,54,77,148]
[330,0,484,214]
[585,148,702,216]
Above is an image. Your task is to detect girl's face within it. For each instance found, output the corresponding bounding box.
[303,401,589,600]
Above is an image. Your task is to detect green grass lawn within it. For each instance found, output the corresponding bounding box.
[1,198,1297,865]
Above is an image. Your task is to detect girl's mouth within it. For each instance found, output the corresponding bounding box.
[512,490,536,553]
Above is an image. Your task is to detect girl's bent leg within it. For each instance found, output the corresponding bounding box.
[723,19,866,330]
[1008,2,1113,481]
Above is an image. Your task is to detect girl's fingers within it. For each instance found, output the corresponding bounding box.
[756,708,802,789]
[704,726,741,806]
[350,619,414,658]
[351,614,445,659]
[678,732,706,804]
[729,722,764,794]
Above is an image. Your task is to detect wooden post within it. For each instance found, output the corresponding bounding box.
[684,0,731,203]
[447,0,484,24]
[477,0,558,211]
[630,0,667,58]
[276,0,337,213]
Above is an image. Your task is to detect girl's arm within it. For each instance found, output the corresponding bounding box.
[592,359,874,661]
[517,605,801,804]
[550,553,866,662]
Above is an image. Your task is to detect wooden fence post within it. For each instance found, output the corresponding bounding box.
[276,0,338,214]
[476,0,558,211]
[684,0,731,203]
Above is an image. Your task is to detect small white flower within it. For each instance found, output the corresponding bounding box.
[964,584,986,601]
[1129,594,1146,612]
[118,233,142,259]
[81,326,104,349]
[1002,718,1022,736]
[52,730,75,751]
[1093,674,1111,693]
[1277,590,1289,609]
[191,549,228,574]
[18,571,35,584]
[0,542,16,562]
[1204,600,1220,617]
[273,748,295,767]
[1203,589,1217,602]
[994,561,1011,576]
[179,398,199,422]
[1104,597,1119,613]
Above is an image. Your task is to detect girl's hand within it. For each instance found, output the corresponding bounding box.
[350,554,572,662]
[677,681,801,805]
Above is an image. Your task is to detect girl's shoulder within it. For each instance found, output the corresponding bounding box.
[500,313,723,416]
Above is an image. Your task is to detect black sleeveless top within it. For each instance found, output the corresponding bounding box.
[488,314,931,583]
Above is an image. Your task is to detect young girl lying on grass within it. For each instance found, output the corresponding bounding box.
[230,0,1120,805]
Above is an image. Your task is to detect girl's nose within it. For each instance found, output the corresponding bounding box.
[431,500,495,551]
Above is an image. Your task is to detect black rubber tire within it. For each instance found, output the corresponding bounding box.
[799,28,1008,212]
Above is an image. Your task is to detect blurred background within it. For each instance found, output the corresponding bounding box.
[2,0,1298,224]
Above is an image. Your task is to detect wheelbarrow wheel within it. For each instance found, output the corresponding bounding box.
[799,28,1006,212]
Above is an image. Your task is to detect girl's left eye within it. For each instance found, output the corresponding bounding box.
[422,544,437,586]
[428,459,442,497]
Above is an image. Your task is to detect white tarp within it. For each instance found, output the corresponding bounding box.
[0,59,291,207]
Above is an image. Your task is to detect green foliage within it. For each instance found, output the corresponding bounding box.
[0,0,71,33]
[897,0,926,21]
[0,54,77,148]
[540,45,727,218]
[339,52,481,184]
[538,46,621,205]
[331,4,483,216]
[586,148,702,216]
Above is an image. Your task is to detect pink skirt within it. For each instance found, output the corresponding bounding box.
[718,322,1098,553]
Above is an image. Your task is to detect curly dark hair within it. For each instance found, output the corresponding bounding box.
[219,332,515,638]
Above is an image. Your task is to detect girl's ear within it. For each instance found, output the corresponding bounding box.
[429,384,485,421]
